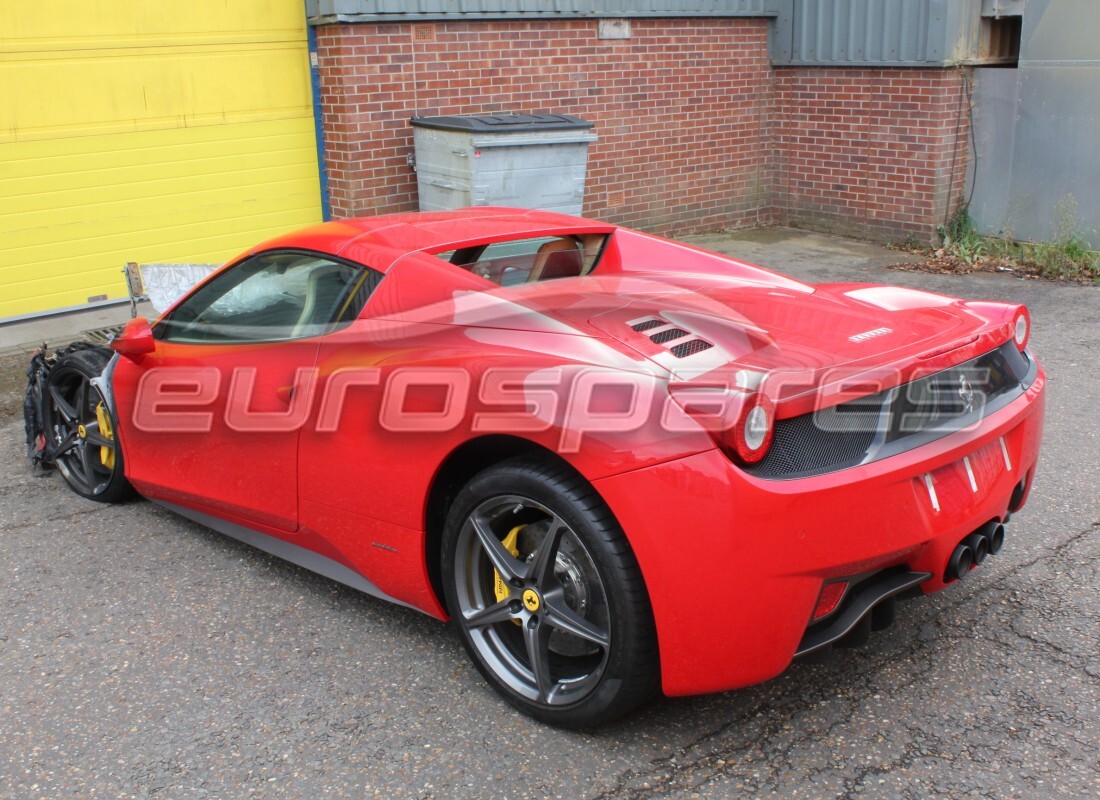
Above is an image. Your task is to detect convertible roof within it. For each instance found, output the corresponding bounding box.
[249,207,615,273]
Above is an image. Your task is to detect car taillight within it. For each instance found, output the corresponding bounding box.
[722,394,775,465]
[1013,308,1030,351]
[666,383,776,466]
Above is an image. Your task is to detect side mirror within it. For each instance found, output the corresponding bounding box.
[112,317,156,358]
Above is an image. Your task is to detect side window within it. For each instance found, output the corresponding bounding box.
[157,251,378,343]
[437,234,606,286]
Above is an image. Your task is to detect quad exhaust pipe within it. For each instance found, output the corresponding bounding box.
[945,522,1006,582]
[963,532,990,565]
[988,523,1005,555]
[945,543,973,581]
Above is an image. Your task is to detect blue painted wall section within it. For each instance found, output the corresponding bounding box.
[307,24,332,222]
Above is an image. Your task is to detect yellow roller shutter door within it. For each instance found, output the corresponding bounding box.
[0,2,323,319]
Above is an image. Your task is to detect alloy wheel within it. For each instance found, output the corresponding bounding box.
[452,495,612,707]
[46,368,119,498]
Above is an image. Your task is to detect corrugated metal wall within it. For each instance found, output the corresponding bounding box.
[770,0,978,66]
[0,1,323,320]
[306,1,990,67]
[306,0,778,22]
[969,0,1100,247]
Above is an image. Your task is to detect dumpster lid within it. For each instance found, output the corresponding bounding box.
[410,113,593,133]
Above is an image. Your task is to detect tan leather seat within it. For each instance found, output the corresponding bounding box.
[528,237,581,282]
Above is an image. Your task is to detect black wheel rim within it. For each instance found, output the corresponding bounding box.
[45,368,118,497]
[454,495,612,707]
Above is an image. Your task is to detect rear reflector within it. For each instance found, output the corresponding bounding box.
[813,581,849,620]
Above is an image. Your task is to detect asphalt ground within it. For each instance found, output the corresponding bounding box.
[0,229,1096,799]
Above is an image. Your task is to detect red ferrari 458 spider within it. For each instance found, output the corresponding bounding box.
[31,208,1045,727]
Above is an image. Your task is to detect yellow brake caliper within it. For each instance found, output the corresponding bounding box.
[94,401,115,469]
[494,525,526,624]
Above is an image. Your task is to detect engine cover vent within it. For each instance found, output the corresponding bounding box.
[650,328,689,344]
[670,339,713,358]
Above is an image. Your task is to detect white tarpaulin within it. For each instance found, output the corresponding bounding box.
[137,263,220,314]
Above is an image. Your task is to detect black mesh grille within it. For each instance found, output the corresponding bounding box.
[749,413,877,478]
[631,319,663,332]
[670,339,713,358]
[650,328,689,344]
[745,342,1031,479]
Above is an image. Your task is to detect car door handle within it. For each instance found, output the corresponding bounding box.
[276,385,295,401]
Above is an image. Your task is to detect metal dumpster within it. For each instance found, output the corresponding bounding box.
[409,113,597,214]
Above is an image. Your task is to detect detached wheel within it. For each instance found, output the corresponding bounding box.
[44,348,133,503]
[442,457,659,728]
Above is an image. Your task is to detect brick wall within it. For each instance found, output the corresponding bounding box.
[316,19,970,243]
[316,18,774,233]
[773,68,970,242]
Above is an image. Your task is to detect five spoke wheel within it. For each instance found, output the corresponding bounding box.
[458,497,612,707]
[442,458,658,727]
[43,348,132,503]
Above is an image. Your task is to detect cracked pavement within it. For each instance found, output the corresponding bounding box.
[1,229,1097,799]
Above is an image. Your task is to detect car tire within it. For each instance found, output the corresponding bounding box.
[441,456,659,728]
[43,347,134,503]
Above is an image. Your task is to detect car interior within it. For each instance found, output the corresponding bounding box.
[439,233,607,287]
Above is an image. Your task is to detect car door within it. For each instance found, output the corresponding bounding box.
[112,250,378,532]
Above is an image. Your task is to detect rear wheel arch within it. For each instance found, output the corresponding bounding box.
[424,435,578,613]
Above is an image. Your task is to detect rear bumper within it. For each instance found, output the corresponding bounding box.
[594,364,1046,697]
